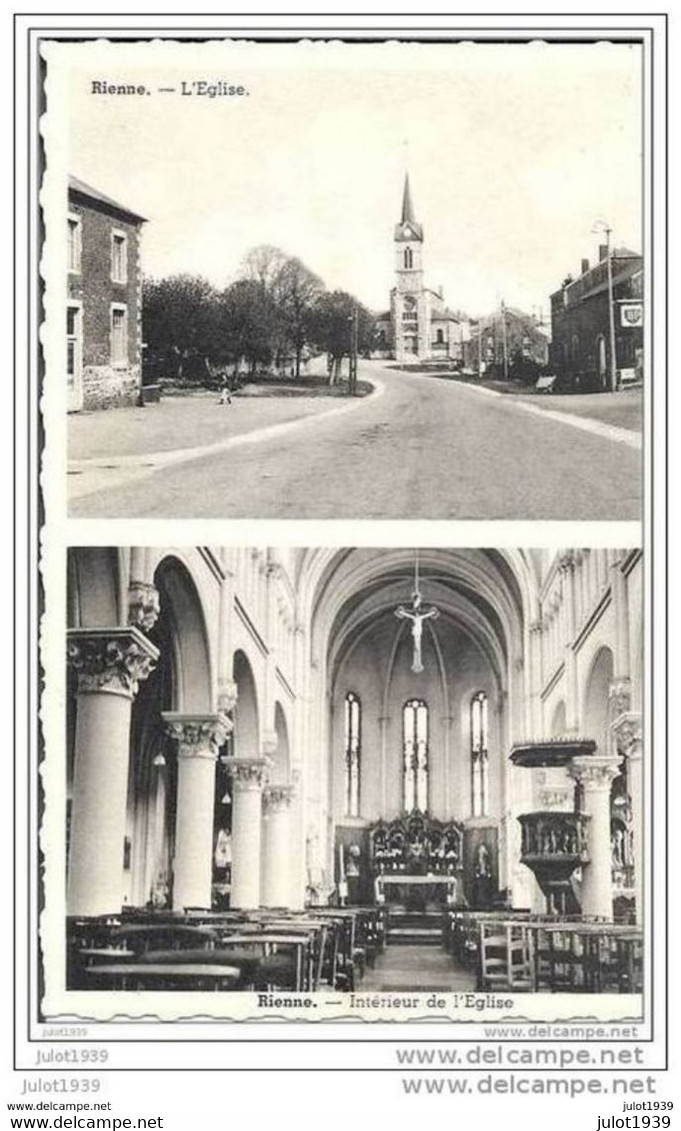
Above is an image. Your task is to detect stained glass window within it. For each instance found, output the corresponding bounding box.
[403,699,428,812]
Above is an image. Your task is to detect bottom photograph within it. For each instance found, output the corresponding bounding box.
[57,545,644,1016]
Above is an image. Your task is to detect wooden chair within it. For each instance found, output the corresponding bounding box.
[478,922,534,991]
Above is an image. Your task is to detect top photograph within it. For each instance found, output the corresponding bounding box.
[45,37,644,521]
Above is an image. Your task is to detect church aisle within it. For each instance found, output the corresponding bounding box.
[360,945,476,992]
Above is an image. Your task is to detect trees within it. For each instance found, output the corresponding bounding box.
[143,275,222,381]
[142,250,375,387]
[275,256,324,377]
[239,245,323,375]
[309,291,376,383]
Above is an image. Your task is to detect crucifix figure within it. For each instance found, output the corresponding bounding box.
[395,589,439,673]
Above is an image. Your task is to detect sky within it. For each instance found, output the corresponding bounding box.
[59,38,643,318]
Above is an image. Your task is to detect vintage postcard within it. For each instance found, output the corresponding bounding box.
[39,36,644,520]
[11,12,670,1118]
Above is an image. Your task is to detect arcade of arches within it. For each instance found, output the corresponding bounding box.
[65,547,644,949]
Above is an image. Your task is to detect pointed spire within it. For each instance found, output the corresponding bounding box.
[401,173,416,224]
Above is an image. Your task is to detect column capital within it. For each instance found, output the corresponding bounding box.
[609,675,632,720]
[260,730,278,760]
[217,679,238,715]
[225,756,273,791]
[67,626,159,699]
[529,618,544,636]
[558,551,577,574]
[568,754,621,791]
[610,711,643,760]
[127,581,160,632]
[263,784,295,814]
[162,712,232,760]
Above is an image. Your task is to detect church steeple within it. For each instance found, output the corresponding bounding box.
[401,173,416,224]
[394,173,423,242]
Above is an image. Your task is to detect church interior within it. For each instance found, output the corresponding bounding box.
[64,546,643,996]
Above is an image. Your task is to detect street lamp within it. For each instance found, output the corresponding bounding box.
[592,220,618,393]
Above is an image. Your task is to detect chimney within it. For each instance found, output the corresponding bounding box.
[581,258,590,275]
[599,244,608,262]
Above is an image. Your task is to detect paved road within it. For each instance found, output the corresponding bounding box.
[69,363,642,520]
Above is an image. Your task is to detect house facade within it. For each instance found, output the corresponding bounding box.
[67,176,146,411]
[550,247,643,392]
[464,307,550,377]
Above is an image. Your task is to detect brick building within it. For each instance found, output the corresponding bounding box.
[67,176,146,411]
[550,247,643,393]
[463,306,550,378]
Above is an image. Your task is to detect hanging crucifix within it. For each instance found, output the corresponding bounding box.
[394,553,439,673]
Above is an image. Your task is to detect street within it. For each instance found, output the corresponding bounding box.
[68,362,642,520]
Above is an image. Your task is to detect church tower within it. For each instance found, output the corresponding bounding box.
[392,174,428,362]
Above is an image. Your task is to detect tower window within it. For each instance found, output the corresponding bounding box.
[404,247,413,269]
[344,692,361,817]
[403,699,428,812]
[470,691,489,817]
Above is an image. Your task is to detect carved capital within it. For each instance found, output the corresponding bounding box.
[558,551,576,574]
[568,754,621,792]
[261,730,279,760]
[162,712,232,760]
[263,784,295,814]
[127,581,160,632]
[217,679,238,715]
[609,676,632,720]
[67,627,159,698]
[225,756,272,791]
[611,711,643,760]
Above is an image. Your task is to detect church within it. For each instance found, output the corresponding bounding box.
[61,545,643,1001]
[375,176,468,364]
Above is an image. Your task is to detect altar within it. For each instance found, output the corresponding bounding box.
[374,873,460,906]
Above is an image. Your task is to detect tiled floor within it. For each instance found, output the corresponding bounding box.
[361,945,477,991]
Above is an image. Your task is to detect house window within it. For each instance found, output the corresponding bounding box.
[111,230,128,284]
[435,329,444,344]
[344,692,361,817]
[403,699,428,812]
[66,305,82,387]
[67,215,81,274]
[110,305,128,366]
[404,247,413,269]
[470,691,489,817]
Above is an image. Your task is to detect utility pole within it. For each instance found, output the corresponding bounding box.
[605,227,618,392]
[501,300,509,381]
[593,220,618,392]
[348,306,359,395]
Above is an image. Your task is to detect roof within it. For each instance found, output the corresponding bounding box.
[68,175,147,222]
[401,174,416,225]
[430,306,463,323]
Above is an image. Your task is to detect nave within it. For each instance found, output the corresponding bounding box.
[58,546,644,1009]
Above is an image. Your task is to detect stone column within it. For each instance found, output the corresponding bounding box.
[67,627,159,917]
[559,553,580,734]
[261,785,295,908]
[612,712,643,924]
[163,713,231,911]
[128,549,160,632]
[227,757,272,909]
[569,755,621,921]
